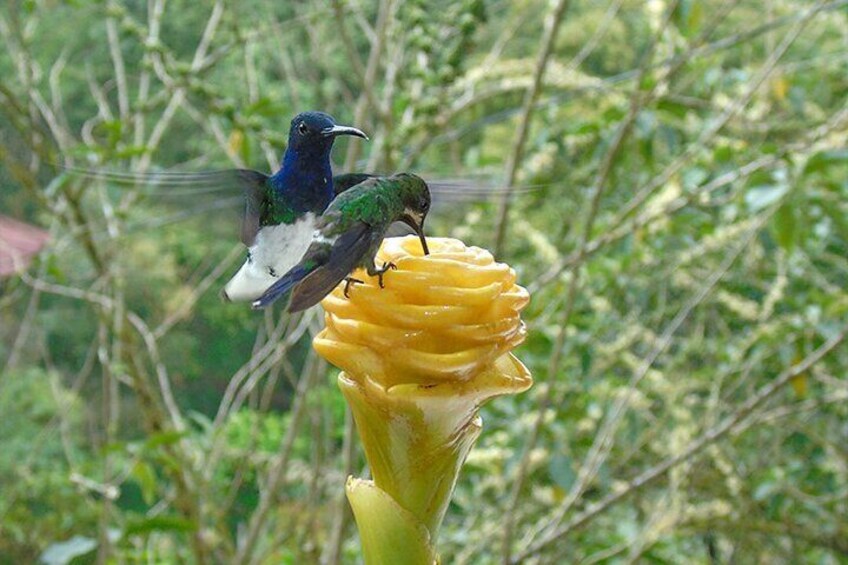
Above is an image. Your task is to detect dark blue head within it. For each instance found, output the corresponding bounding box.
[273,112,368,214]
[286,111,368,157]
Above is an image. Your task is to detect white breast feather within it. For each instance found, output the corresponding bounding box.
[222,214,317,302]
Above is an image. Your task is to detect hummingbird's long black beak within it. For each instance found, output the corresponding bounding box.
[400,214,429,255]
[417,227,430,255]
[404,217,429,255]
[322,124,369,140]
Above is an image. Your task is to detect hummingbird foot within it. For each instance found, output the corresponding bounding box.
[343,277,364,298]
[375,261,397,289]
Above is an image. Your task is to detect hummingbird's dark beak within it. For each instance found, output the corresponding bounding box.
[322,125,369,140]
[417,228,430,255]
[412,218,429,255]
[401,214,429,255]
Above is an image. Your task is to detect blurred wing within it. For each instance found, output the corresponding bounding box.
[426,178,545,203]
[62,166,263,195]
[64,167,546,202]
[335,172,545,203]
[287,222,373,312]
[235,170,270,245]
[63,166,270,245]
[333,173,376,196]
[61,166,546,243]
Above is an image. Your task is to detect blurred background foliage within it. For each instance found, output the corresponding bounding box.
[1,0,847,563]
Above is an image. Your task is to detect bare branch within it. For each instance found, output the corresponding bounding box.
[515,325,847,562]
[492,0,570,256]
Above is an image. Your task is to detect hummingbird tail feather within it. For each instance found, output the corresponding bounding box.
[251,264,311,309]
[287,223,375,313]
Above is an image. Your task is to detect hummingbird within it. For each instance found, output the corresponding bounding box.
[219,111,368,302]
[252,173,431,312]
[63,111,540,302]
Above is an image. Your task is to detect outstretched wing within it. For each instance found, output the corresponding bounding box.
[62,166,271,245]
[287,222,374,313]
[61,166,545,245]
[65,166,544,202]
[333,173,376,196]
[235,170,271,245]
[334,172,543,202]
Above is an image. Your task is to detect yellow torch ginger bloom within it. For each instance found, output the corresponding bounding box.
[313,236,532,564]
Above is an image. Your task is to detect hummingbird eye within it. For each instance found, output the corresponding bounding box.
[298,122,308,135]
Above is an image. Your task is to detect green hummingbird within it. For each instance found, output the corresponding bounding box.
[252,173,431,311]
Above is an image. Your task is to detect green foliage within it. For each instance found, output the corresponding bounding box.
[1,0,847,562]
[0,369,98,562]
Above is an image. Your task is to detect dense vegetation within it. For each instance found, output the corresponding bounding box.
[1,0,847,563]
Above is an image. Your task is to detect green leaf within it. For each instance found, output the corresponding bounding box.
[753,480,779,501]
[548,453,576,490]
[803,149,848,176]
[45,254,66,284]
[143,430,185,450]
[772,202,797,252]
[40,536,97,565]
[673,0,703,37]
[682,167,708,190]
[656,98,690,120]
[580,347,593,377]
[820,202,848,241]
[346,478,435,565]
[240,131,253,164]
[745,184,788,211]
[132,461,158,505]
[124,515,197,537]
[244,97,283,118]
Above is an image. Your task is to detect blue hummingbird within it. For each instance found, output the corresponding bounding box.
[69,111,368,302]
[221,111,368,301]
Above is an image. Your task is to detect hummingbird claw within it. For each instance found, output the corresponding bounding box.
[376,262,396,288]
[343,277,364,298]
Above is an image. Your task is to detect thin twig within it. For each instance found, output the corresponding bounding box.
[106,2,130,120]
[323,408,357,565]
[492,0,570,256]
[500,5,680,560]
[529,213,768,551]
[515,325,847,562]
[235,347,326,565]
[342,0,393,172]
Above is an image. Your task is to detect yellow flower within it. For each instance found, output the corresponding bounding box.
[313,236,532,564]
[316,236,529,384]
